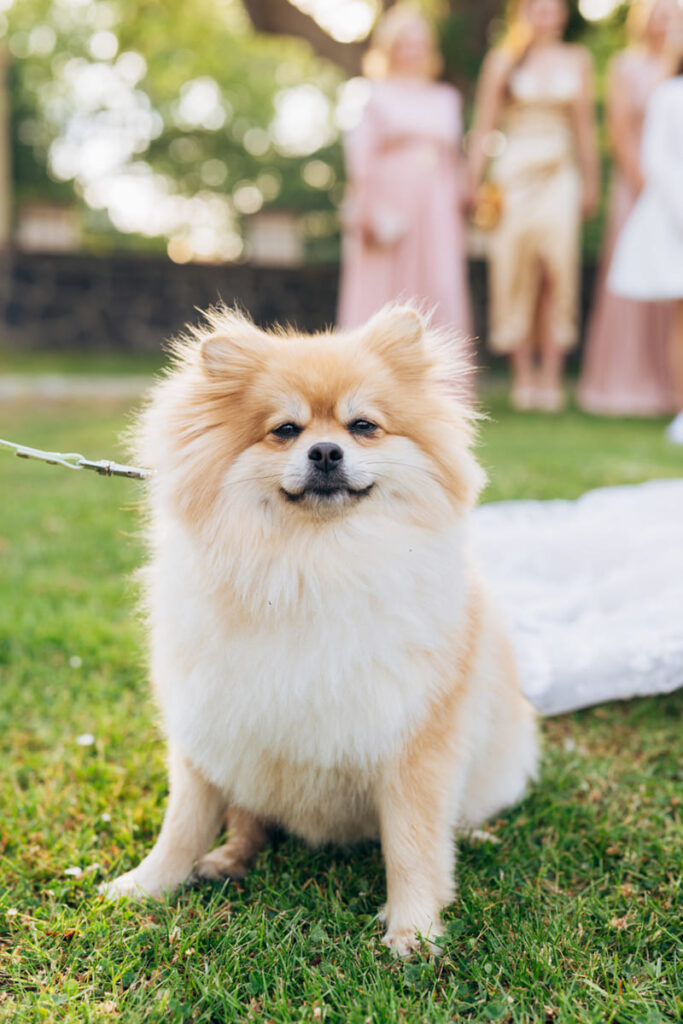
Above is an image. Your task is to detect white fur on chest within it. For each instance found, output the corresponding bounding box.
[147,513,469,805]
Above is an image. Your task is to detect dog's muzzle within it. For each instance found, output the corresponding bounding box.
[281,443,373,503]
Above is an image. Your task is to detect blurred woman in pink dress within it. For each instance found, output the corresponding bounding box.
[578,0,678,416]
[337,5,471,335]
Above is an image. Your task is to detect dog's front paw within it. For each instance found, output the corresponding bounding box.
[382,926,422,958]
[98,870,161,902]
[381,915,444,957]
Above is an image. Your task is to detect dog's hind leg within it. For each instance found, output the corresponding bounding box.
[458,625,539,830]
[100,745,226,901]
[191,806,268,883]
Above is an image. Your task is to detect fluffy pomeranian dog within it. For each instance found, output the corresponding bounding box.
[101,304,538,955]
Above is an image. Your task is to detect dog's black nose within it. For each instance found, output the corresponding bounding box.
[308,442,344,473]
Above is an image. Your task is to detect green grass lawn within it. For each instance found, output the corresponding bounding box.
[0,387,681,1024]
[0,350,166,376]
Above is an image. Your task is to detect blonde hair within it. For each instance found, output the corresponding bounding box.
[499,0,568,58]
[505,0,524,24]
[498,0,535,60]
[627,0,655,41]
[627,0,679,42]
[362,4,443,80]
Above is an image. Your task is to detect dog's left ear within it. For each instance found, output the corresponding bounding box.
[364,305,425,372]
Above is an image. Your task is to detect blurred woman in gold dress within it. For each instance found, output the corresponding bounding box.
[468,0,600,411]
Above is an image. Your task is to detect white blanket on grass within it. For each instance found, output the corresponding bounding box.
[473,479,683,715]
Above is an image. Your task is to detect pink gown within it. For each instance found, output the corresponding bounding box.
[578,51,673,417]
[337,79,471,335]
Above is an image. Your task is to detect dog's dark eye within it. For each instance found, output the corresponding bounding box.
[348,419,378,436]
[272,423,302,440]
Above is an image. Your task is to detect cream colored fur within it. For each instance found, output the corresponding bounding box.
[101,304,539,956]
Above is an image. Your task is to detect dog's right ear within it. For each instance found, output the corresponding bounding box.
[199,312,271,382]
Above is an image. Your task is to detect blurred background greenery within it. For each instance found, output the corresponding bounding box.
[3,0,634,266]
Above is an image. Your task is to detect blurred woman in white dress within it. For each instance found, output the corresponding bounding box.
[609,48,683,444]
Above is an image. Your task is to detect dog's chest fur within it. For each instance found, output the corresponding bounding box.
[147,516,469,841]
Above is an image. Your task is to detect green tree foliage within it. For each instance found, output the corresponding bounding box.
[5,0,630,260]
[6,0,346,257]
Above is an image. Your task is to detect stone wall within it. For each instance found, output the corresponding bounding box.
[0,251,595,365]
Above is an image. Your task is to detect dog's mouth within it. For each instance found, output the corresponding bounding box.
[280,483,374,504]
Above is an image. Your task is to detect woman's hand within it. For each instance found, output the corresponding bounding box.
[461,179,480,217]
[341,194,379,246]
[581,181,600,220]
[460,188,475,217]
[360,218,379,247]
[628,170,645,196]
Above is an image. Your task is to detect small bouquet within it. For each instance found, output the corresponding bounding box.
[471,182,504,232]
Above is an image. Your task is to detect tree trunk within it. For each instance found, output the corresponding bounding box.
[240,0,501,79]
[241,0,366,75]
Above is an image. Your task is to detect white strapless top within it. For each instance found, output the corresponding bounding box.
[508,66,582,105]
